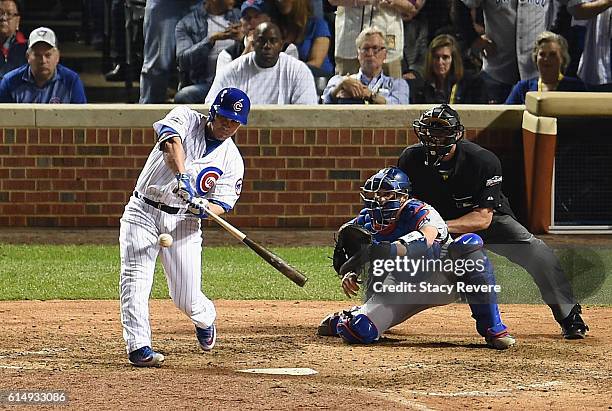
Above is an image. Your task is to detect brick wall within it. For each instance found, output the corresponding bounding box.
[0,123,523,228]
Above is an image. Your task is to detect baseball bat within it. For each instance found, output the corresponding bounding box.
[204,207,308,287]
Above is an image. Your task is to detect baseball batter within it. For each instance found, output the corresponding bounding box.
[319,167,515,349]
[119,87,251,367]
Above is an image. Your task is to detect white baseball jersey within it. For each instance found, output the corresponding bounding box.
[135,105,244,211]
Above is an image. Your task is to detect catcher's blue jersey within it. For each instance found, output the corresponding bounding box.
[354,199,450,248]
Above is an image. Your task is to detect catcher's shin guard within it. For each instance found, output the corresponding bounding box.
[449,233,508,337]
[336,312,379,344]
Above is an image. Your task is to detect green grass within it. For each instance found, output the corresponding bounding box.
[0,244,610,304]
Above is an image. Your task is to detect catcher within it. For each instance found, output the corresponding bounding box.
[318,166,516,349]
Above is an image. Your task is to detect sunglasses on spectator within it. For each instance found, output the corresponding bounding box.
[359,46,386,55]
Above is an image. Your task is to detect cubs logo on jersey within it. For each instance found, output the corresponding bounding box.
[196,167,223,196]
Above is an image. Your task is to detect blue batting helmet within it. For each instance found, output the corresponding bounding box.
[361,167,412,231]
[209,87,251,125]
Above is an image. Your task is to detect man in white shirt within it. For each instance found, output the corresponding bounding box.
[206,22,318,104]
[215,0,299,74]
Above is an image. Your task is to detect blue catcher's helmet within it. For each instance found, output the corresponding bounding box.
[413,104,464,167]
[209,87,251,125]
[361,167,412,231]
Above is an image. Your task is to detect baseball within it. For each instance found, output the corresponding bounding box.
[158,233,173,248]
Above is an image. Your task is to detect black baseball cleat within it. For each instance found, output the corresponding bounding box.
[560,304,589,339]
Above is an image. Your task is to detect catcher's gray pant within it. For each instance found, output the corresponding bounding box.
[356,270,460,338]
[478,214,576,322]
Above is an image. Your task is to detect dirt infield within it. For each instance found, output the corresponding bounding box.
[0,300,610,410]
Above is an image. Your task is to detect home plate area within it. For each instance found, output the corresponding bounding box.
[0,300,609,409]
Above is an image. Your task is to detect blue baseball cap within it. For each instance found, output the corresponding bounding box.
[240,0,270,17]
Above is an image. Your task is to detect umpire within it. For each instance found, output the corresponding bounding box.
[398,104,588,339]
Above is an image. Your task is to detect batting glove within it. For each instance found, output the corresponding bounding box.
[174,173,195,202]
[187,197,210,218]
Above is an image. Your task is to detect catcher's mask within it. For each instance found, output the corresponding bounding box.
[209,87,251,125]
[413,104,464,167]
[361,167,411,231]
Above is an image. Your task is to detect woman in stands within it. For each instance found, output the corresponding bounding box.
[273,0,334,75]
[411,34,484,104]
[505,31,585,104]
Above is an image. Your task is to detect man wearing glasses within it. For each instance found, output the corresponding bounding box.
[322,26,409,104]
[0,0,26,79]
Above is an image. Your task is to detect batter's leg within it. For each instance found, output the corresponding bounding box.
[160,217,216,329]
[119,200,161,353]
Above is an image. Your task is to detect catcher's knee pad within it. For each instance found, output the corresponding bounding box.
[336,312,379,344]
[449,233,485,260]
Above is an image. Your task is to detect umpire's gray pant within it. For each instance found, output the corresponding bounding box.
[478,214,576,322]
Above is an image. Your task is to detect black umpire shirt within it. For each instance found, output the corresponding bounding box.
[397,140,515,221]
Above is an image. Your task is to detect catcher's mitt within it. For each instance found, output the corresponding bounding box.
[332,222,373,275]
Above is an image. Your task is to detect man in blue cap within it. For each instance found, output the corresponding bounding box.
[120,88,251,367]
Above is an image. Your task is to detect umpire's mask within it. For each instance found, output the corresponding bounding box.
[413,104,465,167]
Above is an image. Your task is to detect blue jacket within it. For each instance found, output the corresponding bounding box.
[0,31,28,80]
[505,76,586,104]
[0,64,87,103]
[176,5,240,85]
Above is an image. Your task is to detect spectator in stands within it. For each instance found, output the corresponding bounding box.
[273,0,334,75]
[400,3,428,84]
[322,26,409,104]
[411,34,484,104]
[566,0,612,91]
[105,0,127,82]
[174,0,241,104]
[139,0,199,103]
[331,0,422,78]
[505,32,585,104]
[461,0,557,103]
[0,26,87,103]
[0,0,26,79]
[216,0,299,72]
[205,22,318,104]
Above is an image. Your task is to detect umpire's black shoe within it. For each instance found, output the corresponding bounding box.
[560,304,589,339]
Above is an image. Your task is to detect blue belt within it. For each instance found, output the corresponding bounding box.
[134,191,182,214]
